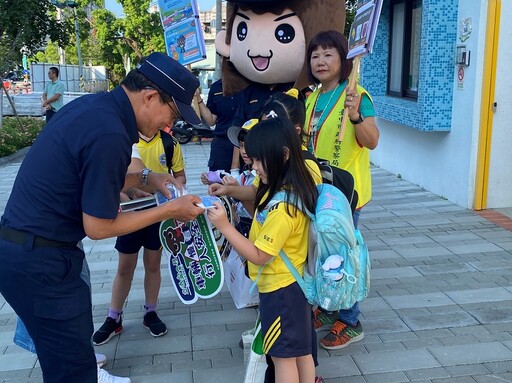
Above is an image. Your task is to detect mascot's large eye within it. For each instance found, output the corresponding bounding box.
[237,22,248,41]
[275,23,295,44]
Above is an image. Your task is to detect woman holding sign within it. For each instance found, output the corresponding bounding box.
[304,30,379,350]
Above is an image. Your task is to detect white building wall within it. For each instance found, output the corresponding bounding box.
[371,0,491,209]
[486,1,512,208]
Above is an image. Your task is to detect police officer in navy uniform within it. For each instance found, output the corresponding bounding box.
[226,81,296,173]
[0,53,205,383]
[195,78,243,173]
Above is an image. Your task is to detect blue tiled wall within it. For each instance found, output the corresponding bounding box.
[360,0,458,131]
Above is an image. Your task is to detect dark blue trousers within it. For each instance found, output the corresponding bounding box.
[208,136,235,172]
[0,237,96,383]
[45,109,56,123]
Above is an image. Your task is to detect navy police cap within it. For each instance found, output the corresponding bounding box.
[137,52,201,126]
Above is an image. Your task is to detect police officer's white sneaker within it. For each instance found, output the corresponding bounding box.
[97,366,131,383]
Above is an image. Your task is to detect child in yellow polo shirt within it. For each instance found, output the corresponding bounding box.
[208,117,318,382]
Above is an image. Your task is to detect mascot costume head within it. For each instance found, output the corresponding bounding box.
[215,0,346,96]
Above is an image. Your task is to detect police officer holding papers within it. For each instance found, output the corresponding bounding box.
[0,53,204,383]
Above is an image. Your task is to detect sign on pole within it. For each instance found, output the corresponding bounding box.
[158,0,207,66]
[339,0,383,141]
[347,0,383,59]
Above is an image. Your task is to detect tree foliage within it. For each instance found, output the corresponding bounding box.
[117,0,165,60]
[1,0,360,86]
[33,42,61,64]
[0,0,70,72]
[0,0,108,73]
[90,8,127,84]
[92,0,165,85]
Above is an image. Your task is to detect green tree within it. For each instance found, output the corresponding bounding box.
[33,42,61,64]
[27,0,107,67]
[0,0,70,73]
[90,8,127,84]
[59,1,108,66]
[92,0,165,86]
[117,0,165,59]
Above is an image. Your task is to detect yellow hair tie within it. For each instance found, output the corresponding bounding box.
[285,88,299,99]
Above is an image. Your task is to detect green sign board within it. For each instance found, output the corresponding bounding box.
[160,213,224,304]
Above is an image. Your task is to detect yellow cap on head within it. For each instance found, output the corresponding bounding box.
[241,118,259,132]
[285,88,299,99]
[227,118,259,148]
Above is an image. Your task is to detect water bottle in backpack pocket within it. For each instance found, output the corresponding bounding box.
[317,254,356,311]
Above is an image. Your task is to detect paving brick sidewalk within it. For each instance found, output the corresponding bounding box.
[1,142,512,382]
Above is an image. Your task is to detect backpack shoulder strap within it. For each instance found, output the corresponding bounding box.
[257,190,287,222]
[302,149,323,176]
[258,191,312,222]
[302,149,319,165]
[251,190,311,291]
[306,151,358,215]
[160,130,175,172]
[250,191,287,292]
[250,249,308,295]
[278,250,307,288]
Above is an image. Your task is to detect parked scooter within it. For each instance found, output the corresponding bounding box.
[171,120,215,144]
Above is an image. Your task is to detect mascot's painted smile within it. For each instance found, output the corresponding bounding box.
[248,51,274,72]
[215,1,346,93]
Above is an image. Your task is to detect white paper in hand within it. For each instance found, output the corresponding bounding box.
[196,195,221,210]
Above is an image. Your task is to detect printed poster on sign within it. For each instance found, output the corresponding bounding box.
[347,0,383,59]
[158,0,206,66]
[158,0,196,29]
[164,18,206,65]
[160,214,224,305]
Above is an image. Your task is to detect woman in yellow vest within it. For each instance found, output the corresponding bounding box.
[304,30,379,351]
